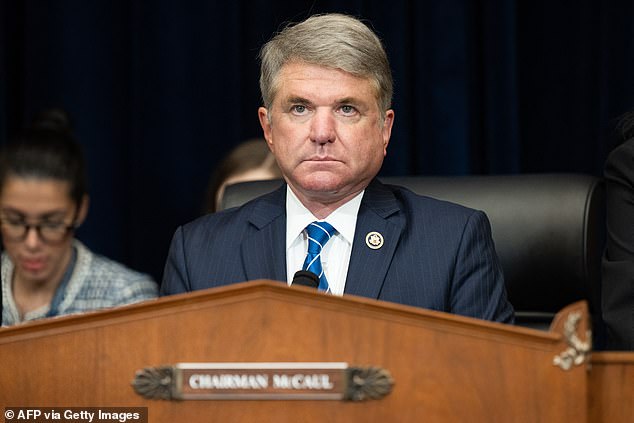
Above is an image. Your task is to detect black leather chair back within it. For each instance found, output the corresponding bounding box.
[221,174,605,329]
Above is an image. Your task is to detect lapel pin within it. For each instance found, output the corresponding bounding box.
[365,231,384,250]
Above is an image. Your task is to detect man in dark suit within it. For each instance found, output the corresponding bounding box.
[602,111,634,350]
[161,13,514,323]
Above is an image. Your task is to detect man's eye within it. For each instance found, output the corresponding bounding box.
[340,105,357,115]
[291,105,307,114]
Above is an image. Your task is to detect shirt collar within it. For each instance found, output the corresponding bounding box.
[286,185,364,247]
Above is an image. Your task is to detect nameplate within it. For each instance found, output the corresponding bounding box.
[132,362,393,401]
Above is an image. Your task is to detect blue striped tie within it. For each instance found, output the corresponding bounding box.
[302,221,337,292]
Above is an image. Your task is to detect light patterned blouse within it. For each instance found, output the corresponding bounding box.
[1,240,157,326]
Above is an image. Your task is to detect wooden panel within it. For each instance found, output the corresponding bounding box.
[589,352,634,423]
[0,281,589,422]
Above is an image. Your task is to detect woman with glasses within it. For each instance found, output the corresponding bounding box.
[0,109,157,326]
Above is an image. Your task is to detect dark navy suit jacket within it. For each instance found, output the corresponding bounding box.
[161,179,514,323]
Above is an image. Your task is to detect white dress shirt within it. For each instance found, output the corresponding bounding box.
[286,186,364,296]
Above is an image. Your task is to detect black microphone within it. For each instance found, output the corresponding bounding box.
[292,270,319,289]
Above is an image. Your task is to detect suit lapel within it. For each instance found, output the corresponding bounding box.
[344,179,404,299]
[241,185,288,283]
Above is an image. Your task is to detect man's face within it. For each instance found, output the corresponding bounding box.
[258,62,394,206]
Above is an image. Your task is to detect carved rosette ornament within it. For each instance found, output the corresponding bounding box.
[343,367,394,401]
[131,366,175,400]
[552,311,591,371]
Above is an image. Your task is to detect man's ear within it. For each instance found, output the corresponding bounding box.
[382,109,395,156]
[258,107,274,150]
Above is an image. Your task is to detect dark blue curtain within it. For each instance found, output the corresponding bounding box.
[1,0,633,281]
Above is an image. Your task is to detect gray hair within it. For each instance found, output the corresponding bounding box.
[259,13,393,118]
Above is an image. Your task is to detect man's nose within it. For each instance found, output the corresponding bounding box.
[309,109,336,144]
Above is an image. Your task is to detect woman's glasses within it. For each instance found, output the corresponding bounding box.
[0,215,77,244]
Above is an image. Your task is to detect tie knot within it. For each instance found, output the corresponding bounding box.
[305,221,336,253]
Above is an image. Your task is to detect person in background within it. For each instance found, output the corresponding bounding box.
[204,138,282,213]
[602,110,634,350]
[161,13,513,323]
[1,109,157,326]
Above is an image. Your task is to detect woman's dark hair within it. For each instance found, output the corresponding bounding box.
[0,108,88,206]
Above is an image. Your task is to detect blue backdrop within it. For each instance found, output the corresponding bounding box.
[1,0,633,281]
